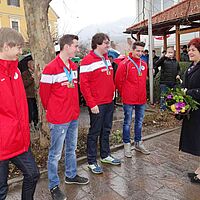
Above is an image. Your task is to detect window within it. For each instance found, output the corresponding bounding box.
[153,0,161,14]
[10,19,19,32]
[7,0,20,7]
[163,0,174,10]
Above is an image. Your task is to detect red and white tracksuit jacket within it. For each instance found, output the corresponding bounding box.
[80,51,115,108]
[0,59,30,160]
[39,55,80,124]
[115,53,147,105]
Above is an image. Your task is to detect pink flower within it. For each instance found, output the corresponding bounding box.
[167,94,173,99]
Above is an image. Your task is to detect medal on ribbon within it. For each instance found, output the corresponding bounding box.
[67,82,75,88]
[128,56,142,77]
[63,66,74,88]
[102,57,111,76]
[94,51,111,76]
[107,69,111,75]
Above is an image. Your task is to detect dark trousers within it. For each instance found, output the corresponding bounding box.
[0,149,40,200]
[27,98,38,126]
[87,102,114,164]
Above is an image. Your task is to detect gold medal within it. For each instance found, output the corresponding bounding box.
[138,72,142,76]
[107,70,111,75]
[67,82,75,88]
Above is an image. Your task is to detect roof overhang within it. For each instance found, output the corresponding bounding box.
[124,0,200,36]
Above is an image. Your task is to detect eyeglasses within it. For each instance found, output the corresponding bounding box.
[103,41,110,45]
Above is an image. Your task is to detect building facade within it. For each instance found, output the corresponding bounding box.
[136,0,182,22]
[0,0,58,42]
[135,0,200,54]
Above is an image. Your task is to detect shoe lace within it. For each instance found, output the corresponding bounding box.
[50,186,59,192]
[94,163,101,168]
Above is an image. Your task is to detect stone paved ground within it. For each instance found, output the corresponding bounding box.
[7,129,200,200]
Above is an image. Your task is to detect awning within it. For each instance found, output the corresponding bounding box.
[124,0,200,36]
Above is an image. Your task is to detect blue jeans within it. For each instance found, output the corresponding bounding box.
[0,148,39,200]
[87,102,114,164]
[123,104,146,143]
[48,120,78,190]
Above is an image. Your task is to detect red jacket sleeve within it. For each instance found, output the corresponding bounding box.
[39,66,52,110]
[79,69,97,108]
[115,61,127,96]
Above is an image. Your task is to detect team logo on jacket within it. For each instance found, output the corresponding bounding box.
[141,66,145,70]
[14,72,19,80]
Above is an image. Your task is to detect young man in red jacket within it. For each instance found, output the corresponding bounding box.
[115,41,150,158]
[0,28,39,200]
[80,33,121,174]
[39,34,89,200]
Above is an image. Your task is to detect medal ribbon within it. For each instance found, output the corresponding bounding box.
[128,56,142,75]
[94,51,109,71]
[102,57,109,71]
[63,66,73,83]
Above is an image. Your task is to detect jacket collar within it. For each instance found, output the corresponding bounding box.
[128,52,141,62]
[57,54,74,69]
[187,61,200,75]
[90,50,108,60]
[0,59,18,75]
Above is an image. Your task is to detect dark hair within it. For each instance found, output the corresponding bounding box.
[144,49,149,53]
[152,50,156,53]
[167,46,174,50]
[182,45,187,49]
[91,33,110,50]
[132,41,145,50]
[59,34,79,51]
[188,38,200,52]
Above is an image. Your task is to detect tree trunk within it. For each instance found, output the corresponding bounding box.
[23,0,55,147]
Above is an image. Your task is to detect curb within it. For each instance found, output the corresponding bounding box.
[8,127,180,187]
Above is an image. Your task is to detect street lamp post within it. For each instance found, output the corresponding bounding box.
[147,0,154,104]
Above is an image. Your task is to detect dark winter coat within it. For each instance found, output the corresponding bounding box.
[155,56,180,86]
[179,61,200,156]
[22,69,35,98]
[180,51,189,62]
[153,55,159,77]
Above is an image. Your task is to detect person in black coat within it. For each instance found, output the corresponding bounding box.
[155,47,180,111]
[19,55,39,131]
[152,50,159,77]
[180,45,189,62]
[179,38,200,183]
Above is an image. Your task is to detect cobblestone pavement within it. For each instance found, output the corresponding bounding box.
[7,129,200,200]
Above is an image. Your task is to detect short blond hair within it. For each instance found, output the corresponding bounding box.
[0,28,24,51]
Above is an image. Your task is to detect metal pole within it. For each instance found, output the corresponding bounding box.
[147,0,154,104]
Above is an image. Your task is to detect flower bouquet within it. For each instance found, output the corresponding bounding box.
[164,87,200,120]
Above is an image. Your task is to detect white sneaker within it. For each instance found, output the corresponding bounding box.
[124,143,132,158]
[134,141,150,155]
[100,155,121,165]
[88,163,103,174]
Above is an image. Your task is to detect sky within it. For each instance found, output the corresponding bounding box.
[50,0,136,36]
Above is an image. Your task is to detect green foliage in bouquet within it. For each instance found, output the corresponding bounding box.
[164,87,200,114]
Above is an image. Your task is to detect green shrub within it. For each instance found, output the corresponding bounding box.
[179,61,191,79]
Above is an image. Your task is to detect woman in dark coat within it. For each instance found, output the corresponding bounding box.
[179,38,200,183]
